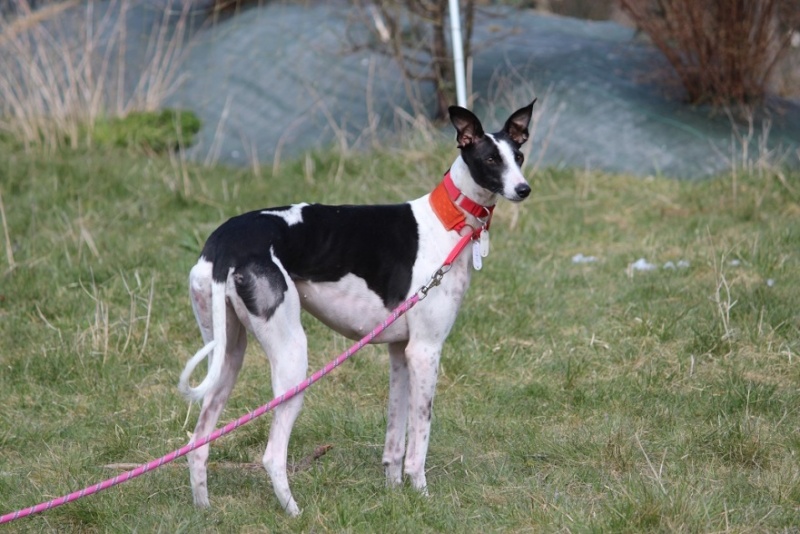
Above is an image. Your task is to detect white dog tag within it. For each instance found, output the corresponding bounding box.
[472,240,483,270]
[480,229,490,257]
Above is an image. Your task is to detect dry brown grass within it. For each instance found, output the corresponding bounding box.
[0,0,190,151]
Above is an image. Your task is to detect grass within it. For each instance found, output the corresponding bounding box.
[0,136,798,532]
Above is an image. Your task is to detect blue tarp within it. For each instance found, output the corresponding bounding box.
[7,1,800,177]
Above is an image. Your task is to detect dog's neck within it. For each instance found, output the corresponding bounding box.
[428,156,495,233]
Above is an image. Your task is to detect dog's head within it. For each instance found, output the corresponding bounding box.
[449,100,535,202]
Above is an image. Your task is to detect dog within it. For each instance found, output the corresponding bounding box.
[179,100,536,515]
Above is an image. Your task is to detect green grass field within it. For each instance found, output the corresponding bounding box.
[1,138,799,532]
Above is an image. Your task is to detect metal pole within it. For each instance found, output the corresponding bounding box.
[448,0,467,107]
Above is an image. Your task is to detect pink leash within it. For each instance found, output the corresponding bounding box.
[0,231,477,525]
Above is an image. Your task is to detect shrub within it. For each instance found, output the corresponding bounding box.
[619,0,800,106]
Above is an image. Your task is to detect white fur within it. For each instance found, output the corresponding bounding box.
[178,339,216,400]
[260,202,308,226]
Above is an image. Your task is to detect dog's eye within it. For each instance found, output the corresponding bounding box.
[515,153,524,164]
[486,156,497,164]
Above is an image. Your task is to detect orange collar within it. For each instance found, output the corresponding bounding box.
[429,171,494,232]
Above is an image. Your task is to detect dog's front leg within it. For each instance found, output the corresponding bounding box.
[402,340,442,493]
[383,341,410,486]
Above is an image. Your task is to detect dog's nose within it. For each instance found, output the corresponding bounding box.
[515,183,531,199]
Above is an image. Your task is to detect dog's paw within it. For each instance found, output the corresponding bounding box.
[284,501,301,517]
[193,494,211,508]
[417,485,430,498]
[406,471,429,496]
[384,462,403,487]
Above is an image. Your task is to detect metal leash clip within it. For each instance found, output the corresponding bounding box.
[417,264,451,300]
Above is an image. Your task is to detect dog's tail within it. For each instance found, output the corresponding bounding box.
[179,280,228,403]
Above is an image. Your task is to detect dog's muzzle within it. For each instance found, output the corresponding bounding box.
[514,183,531,200]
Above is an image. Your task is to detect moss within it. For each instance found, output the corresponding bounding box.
[89,109,202,153]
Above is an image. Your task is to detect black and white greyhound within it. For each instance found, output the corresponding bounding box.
[179,100,536,515]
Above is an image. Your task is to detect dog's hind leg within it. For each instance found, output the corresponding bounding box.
[383,341,410,487]
[187,307,247,507]
[247,266,307,516]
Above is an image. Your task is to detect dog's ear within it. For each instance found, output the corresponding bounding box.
[449,106,485,149]
[503,99,536,147]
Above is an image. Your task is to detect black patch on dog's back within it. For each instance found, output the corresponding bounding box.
[200,203,419,309]
[279,204,419,307]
